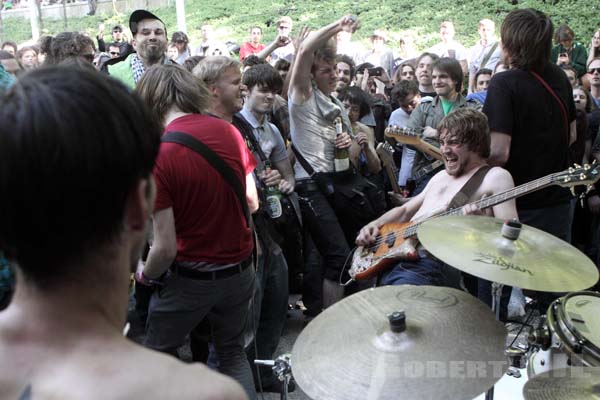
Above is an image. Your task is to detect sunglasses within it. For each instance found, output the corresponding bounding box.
[109,51,120,55]
[588,67,600,74]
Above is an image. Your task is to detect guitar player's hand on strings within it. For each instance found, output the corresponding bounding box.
[356,222,380,246]
[462,194,488,216]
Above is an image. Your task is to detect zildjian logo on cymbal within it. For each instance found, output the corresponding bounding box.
[473,253,533,276]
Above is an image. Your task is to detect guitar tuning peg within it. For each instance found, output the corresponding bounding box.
[584,163,590,170]
[574,163,582,169]
[586,184,593,194]
[570,187,577,197]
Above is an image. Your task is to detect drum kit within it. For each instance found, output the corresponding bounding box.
[258,215,600,399]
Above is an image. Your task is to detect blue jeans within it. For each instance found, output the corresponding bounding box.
[380,257,460,287]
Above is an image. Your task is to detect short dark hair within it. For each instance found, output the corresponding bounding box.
[433,57,463,92]
[475,68,493,80]
[337,86,372,119]
[273,58,290,72]
[391,80,419,104]
[171,31,189,44]
[0,50,16,60]
[437,108,491,158]
[501,8,553,72]
[0,67,160,286]
[243,63,283,93]
[41,32,96,65]
[182,55,205,72]
[1,41,17,53]
[415,52,440,68]
[336,54,355,79]
[554,24,574,44]
[242,54,267,69]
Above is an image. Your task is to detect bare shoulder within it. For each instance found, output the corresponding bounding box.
[129,346,247,400]
[485,166,515,189]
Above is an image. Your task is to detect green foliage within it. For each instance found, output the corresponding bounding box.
[2,0,598,51]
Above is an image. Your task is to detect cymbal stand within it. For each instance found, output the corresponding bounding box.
[255,353,293,400]
[487,220,522,400]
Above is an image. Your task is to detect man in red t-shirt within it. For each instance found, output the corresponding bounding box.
[239,26,266,62]
[135,64,259,399]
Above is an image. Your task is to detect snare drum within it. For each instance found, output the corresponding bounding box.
[528,291,600,377]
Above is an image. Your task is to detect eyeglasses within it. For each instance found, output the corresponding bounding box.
[278,25,291,30]
[110,51,120,55]
[588,68,600,74]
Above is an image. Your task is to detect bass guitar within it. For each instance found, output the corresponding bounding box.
[349,163,600,281]
[385,125,442,161]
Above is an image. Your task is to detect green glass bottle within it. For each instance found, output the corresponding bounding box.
[334,117,350,172]
[263,161,283,219]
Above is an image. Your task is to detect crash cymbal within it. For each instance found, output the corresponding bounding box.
[523,367,600,400]
[417,216,599,292]
[291,285,507,400]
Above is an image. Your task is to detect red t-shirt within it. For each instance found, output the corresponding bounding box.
[239,42,266,61]
[154,114,257,264]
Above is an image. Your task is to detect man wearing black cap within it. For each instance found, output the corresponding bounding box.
[107,10,170,88]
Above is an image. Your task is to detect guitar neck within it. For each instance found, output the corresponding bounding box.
[376,143,402,194]
[403,171,558,238]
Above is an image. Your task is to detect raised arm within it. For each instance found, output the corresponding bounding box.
[256,35,291,60]
[288,16,359,105]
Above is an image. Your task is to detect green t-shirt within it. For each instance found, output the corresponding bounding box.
[441,98,455,116]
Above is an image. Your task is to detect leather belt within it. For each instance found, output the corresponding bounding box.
[170,258,252,280]
[295,179,320,192]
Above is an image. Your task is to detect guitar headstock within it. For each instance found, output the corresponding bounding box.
[384,125,422,145]
[553,162,600,189]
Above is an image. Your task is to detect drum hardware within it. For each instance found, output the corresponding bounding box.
[506,347,528,370]
[255,354,293,400]
[528,324,552,351]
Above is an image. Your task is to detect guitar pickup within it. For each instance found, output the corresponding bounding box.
[385,232,396,248]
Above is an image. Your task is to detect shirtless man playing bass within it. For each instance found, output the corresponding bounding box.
[356,108,517,297]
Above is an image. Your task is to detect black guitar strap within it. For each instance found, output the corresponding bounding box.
[448,165,492,210]
[162,131,251,227]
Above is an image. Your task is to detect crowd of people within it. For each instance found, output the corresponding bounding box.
[1,6,600,400]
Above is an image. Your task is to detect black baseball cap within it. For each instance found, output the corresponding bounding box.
[129,9,164,36]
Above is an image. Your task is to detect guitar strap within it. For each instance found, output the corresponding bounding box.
[480,42,499,70]
[448,165,492,210]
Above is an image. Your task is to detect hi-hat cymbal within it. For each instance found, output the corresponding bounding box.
[417,216,599,292]
[291,285,507,400]
[523,367,600,400]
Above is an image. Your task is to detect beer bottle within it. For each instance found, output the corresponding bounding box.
[334,117,350,172]
[263,161,283,219]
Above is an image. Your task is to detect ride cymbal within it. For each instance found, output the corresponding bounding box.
[523,367,600,400]
[291,285,507,400]
[417,216,599,292]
